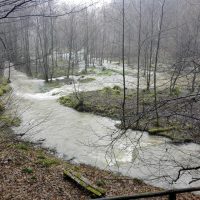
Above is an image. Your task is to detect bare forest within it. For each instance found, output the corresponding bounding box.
[0,0,200,199]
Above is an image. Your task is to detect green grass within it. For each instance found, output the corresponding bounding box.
[59,87,123,119]
[22,167,33,174]
[58,87,196,143]
[0,101,5,112]
[0,115,21,127]
[59,96,79,108]
[97,69,113,76]
[40,80,65,93]
[37,154,46,160]
[37,157,60,167]
[0,81,11,97]
[170,86,181,96]
[16,143,29,151]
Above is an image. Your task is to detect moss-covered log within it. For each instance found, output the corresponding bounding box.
[148,127,175,134]
[63,169,106,198]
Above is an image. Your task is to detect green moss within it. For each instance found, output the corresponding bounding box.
[63,170,105,197]
[79,69,87,75]
[101,86,122,96]
[113,85,121,91]
[37,154,46,160]
[16,143,29,151]
[12,117,21,127]
[31,175,37,180]
[0,88,3,96]
[37,157,60,167]
[102,87,113,94]
[0,115,21,127]
[171,87,181,96]
[40,80,64,93]
[59,96,79,108]
[79,78,96,83]
[87,67,96,74]
[1,85,11,93]
[52,67,66,77]
[0,101,5,112]
[127,93,134,99]
[133,178,144,185]
[148,127,175,134]
[87,186,104,197]
[0,81,11,96]
[59,89,121,119]
[22,167,33,174]
[112,85,121,95]
[95,179,106,187]
[98,68,113,76]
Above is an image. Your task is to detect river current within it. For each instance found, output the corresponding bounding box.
[8,68,200,190]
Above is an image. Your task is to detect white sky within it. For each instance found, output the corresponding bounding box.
[59,0,110,7]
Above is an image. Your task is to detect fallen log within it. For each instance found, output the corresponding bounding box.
[63,169,106,198]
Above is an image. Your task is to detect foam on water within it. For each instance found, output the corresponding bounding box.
[7,67,200,190]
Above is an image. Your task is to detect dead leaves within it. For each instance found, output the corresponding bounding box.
[0,132,199,200]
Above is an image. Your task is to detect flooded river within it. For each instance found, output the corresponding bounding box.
[8,68,200,190]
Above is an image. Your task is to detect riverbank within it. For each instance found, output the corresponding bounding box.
[4,68,200,199]
[1,130,199,200]
[59,86,199,144]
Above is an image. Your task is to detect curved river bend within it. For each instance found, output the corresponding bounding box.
[8,68,200,190]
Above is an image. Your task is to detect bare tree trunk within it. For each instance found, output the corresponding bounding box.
[154,0,166,127]
[136,0,142,126]
[84,9,89,72]
[122,0,126,128]
[147,0,154,91]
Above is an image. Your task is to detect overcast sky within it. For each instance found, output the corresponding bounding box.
[59,0,109,7]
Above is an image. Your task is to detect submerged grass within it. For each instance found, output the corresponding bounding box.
[59,86,197,143]
[78,77,96,83]
[59,86,124,119]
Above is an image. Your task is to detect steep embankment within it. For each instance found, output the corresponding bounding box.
[1,131,199,200]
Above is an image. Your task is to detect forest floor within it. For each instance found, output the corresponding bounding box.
[0,129,200,200]
[59,85,200,144]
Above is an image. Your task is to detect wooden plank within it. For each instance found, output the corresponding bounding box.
[63,169,106,197]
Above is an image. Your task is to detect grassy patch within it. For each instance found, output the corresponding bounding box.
[59,96,79,108]
[52,67,66,77]
[37,157,60,167]
[16,143,29,151]
[95,179,106,187]
[0,81,11,97]
[170,86,181,96]
[22,167,33,174]
[132,178,144,185]
[1,84,11,93]
[79,77,96,83]
[37,153,46,160]
[40,80,65,93]
[36,150,60,167]
[0,115,21,127]
[0,80,22,130]
[75,67,97,76]
[97,68,113,76]
[59,87,199,143]
[0,101,5,112]
[59,87,123,119]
